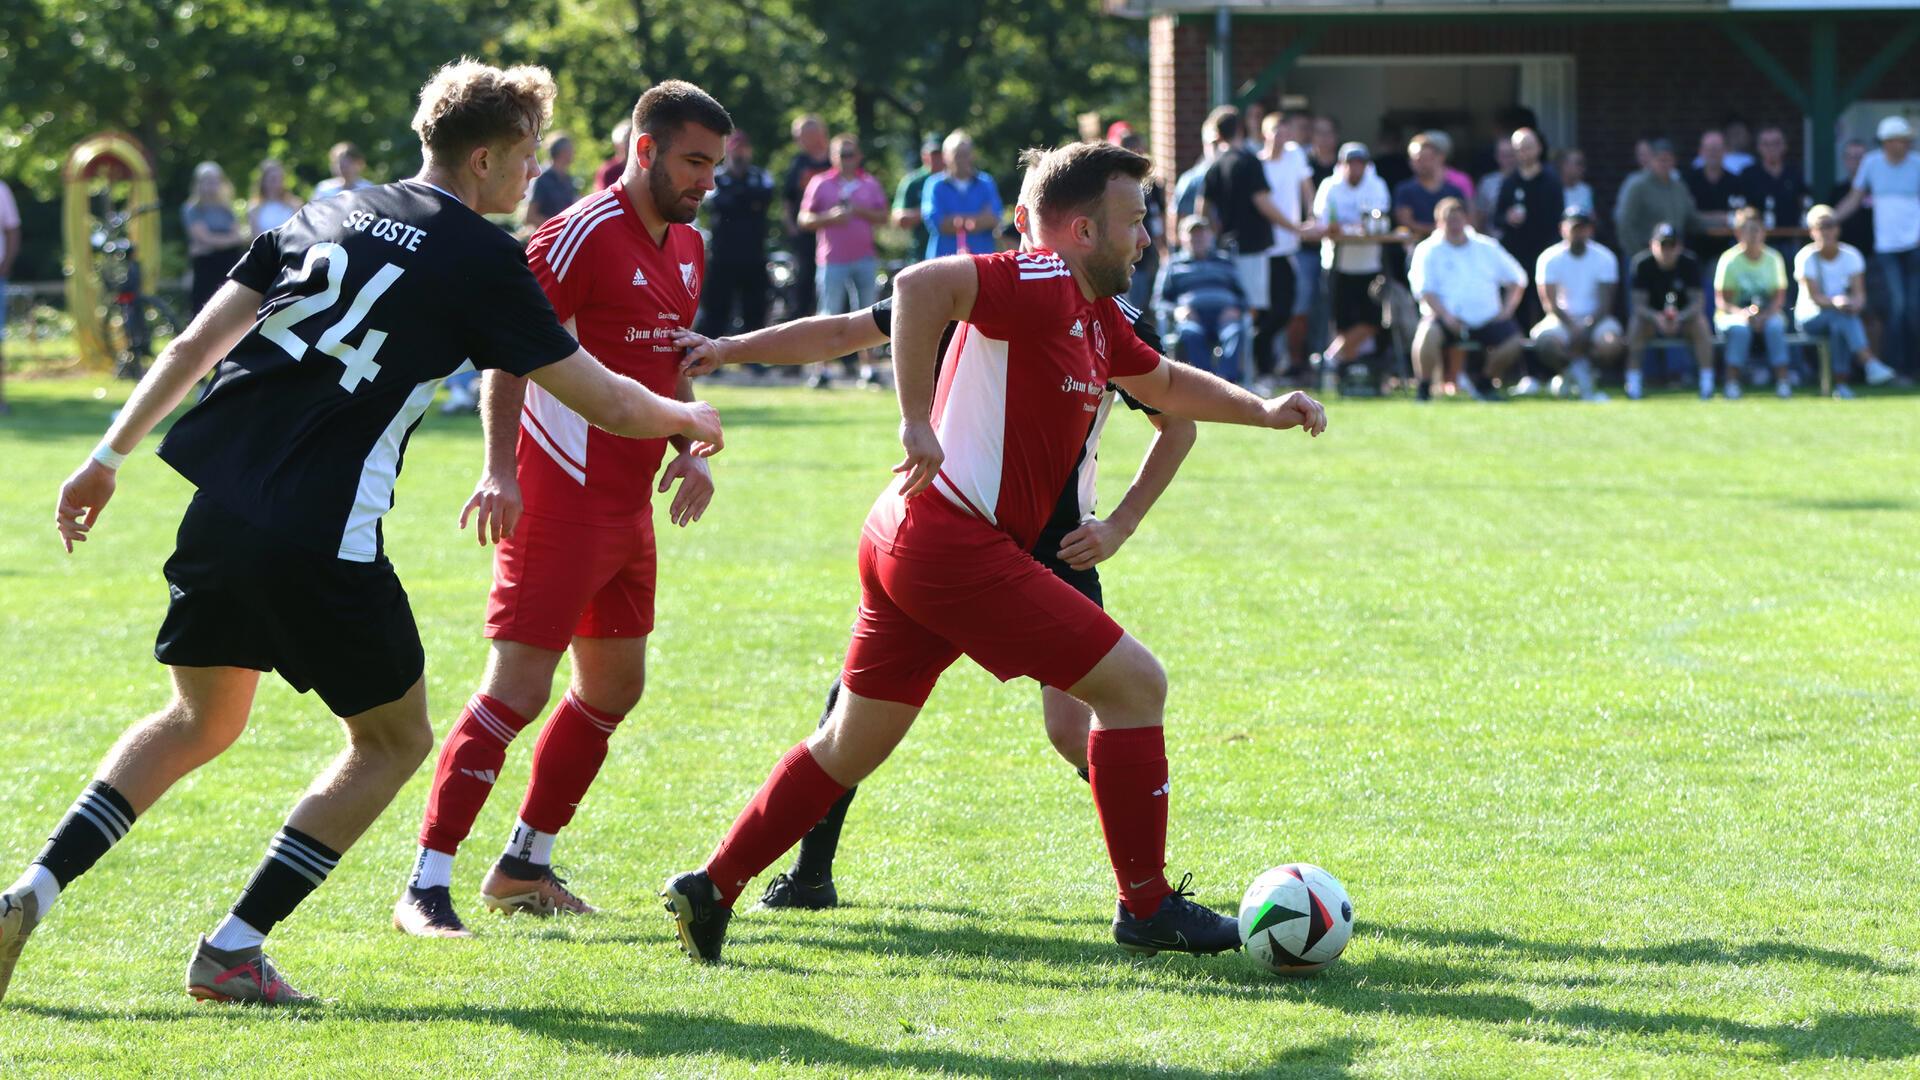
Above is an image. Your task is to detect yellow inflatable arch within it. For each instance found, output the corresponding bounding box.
[63,133,161,370]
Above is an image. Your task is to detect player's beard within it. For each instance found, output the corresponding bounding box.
[651,166,700,225]
[1085,229,1138,298]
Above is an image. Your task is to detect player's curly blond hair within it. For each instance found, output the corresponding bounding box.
[411,58,556,164]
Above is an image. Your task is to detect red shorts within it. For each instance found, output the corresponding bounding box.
[842,493,1126,707]
[485,510,656,652]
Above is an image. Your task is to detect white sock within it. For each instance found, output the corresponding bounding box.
[410,847,454,891]
[504,818,556,867]
[207,913,266,952]
[9,864,61,915]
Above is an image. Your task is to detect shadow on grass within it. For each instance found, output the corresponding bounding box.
[1779,496,1916,513]
[1366,922,1908,976]
[0,395,137,442]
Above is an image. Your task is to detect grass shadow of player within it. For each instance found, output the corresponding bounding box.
[1366,922,1909,976]
[0,395,169,444]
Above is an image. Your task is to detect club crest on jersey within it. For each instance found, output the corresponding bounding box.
[1091,318,1107,359]
[679,261,699,296]
[632,268,648,286]
[1069,318,1086,338]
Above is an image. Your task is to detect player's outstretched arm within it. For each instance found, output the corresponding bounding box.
[1113,357,1327,436]
[528,349,723,453]
[54,281,262,553]
[890,256,979,496]
[1057,411,1197,572]
[672,313,886,377]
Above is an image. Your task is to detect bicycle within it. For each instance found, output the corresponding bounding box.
[89,202,181,380]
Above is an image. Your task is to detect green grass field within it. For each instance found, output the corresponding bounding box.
[2,375,1918,1078]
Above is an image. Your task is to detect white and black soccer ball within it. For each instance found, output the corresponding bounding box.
[1238,863,1353,975]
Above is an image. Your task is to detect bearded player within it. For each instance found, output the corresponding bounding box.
[669,224,1196,911]
[392,81,733,937]
[662,141,1326,963]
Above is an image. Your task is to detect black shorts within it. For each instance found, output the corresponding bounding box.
[1266,254,1297,318]
[1438,318,1521,350]
[155,493,425,717]
[1030,525,1104,608]
[1331,272,1382,330]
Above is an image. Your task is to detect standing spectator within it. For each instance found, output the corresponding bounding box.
[696,130,776,345]
[1393,132,1468,240]
[0,175,18,416]
[800,133,889,388]
[248,158,303,235]
[1612,136,1657,235]
[1615,138,1700,254]
[921,130,1002,258]
[311,141,372,201]
[782,115,834,318]
[1172,114,1220,225]
[1532,208,1623,401]
[1495,129,1564,330]
[1556,148,1595,218]
[1120,129,1170,311]
[1420,131,1476,209]
[1742,125,1809,232]
[1300,114,1342,356]
[1409,197,1528,401]
[1197,106,1290,379]
[593,121,630,193]
[1476,136,1516,236]
[1698,115,1755,175]
[1685,131,1743,278]
[1625,223,1713,400]
[1836,117,1920,372]
[1308,115,1341,189]
[891,135,944,264]
[1313,143,1393,383]
[1154,217,1248,382]
[1796,205,1896,397]
[523,133,577,231]
[1258,112,1317,379]
[1831,139,1875,254]
[182,161,248,317]
[1714,207,1792,398]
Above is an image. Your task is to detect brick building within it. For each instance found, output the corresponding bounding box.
[1115,0,1919,206]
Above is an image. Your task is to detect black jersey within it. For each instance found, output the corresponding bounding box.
[868,292,1163,541]
[158,180,579,563]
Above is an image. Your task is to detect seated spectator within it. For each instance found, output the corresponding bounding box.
[1714,207,1792,398]
[182,161,248,316]
[1155,217,1248,383]
[1409,197,1528,401]
[312,141,373,201]
[1625,223,1713,400]
[1315,142,1393,379]
[1615,137,1700,255]
[1532,207,1623,401]
[1393,132,1468,241]
[1795,205,1896,396]
[1555,148,1595,218]
[248,158,303,234]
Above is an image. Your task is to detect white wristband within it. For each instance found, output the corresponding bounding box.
[91,441,128,471]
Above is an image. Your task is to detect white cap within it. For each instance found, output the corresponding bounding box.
[1878,116,1914,142]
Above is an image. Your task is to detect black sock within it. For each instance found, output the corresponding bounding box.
[33,780,136,888]
[792,787,857,886]
[230,826,340,937]
[1076,765,1090,784]
[495,852,544,879]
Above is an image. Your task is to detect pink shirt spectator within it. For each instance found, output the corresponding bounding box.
[802,169,887,265]
[1445,168,1475,203]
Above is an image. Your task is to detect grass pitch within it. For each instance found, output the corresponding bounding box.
[1,376,1917,1078]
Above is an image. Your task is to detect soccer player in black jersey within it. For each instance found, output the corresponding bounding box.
[671,220,1197,909]
[0,60,721,1006]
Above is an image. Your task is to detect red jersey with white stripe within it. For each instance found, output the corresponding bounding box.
[865,249,1163,554]
[518,183,704,525]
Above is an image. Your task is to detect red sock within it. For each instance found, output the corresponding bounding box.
[419,694,533,854]
[705,743,847,907]
[1088,726,1172,918]
[518,692,624,835]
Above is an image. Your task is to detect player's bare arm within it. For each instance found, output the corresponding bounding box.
[460,369,529,546]
[526,348,724,452]
[55,281,263,553]
[888,256,979,496]
[1114,357,1326,436]
[672,312,886,377]
[1057,412,1197,572]
[657,370,715,528]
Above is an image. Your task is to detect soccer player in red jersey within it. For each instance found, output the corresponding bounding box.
[662,141,1326,962]
[393,81,733,937]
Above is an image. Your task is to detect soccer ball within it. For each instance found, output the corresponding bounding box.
[1238,863,1353,975]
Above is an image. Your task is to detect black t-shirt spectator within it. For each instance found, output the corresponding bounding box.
[1494,167,1565,268]
[1741,164,1808,229]
[1630,249,1704,312]
[1684,167,1743,259]
[1309,152,1337,190]
[1393,178,1468,228]
[706,164,775,265]
[1829,180,1873,253]
[1201,147,1272,256]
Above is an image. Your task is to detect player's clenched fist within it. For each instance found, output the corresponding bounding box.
[54,458,118,553]
[1263,390,1327,437]
[894,418,944,498]
[679,400,724,456]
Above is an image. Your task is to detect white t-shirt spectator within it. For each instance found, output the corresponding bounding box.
[1792,241,1867,324]
[1535,240,1619,320]
[1410,229,1528,328]
[1853,149,1920,254]
[1312,173,1392,274]
[1262,145,1312,258]
[0,181,20,269]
